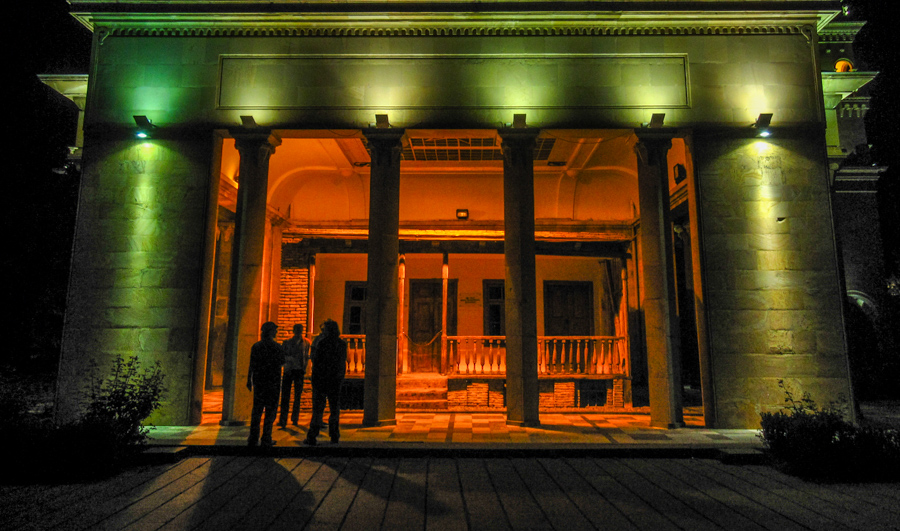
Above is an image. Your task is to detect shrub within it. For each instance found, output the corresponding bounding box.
[0,356,166,483]
[66,355,167,477]
[759,380,900,481]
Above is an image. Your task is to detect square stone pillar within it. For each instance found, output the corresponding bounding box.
[499,128,541,427]
[635,134,684,428]
[221,130,281,425]
[362,128,405,427]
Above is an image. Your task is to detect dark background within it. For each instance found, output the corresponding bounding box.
[8,1,899,398]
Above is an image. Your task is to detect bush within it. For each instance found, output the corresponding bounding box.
[0,356,166,483]
[759,380,900,481]
[67,355,167,478]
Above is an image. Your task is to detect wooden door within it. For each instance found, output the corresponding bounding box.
[544,281,593,336]
[408,279,457,373]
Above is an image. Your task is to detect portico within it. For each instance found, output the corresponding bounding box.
[55,0,854,430]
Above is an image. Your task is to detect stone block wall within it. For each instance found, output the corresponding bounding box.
[57,137,213,425]
[694,134,853,427]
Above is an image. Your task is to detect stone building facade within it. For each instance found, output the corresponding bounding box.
[53,0,855,429]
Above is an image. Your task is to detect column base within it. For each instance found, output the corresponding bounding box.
[362,418,398,428]
[506,418,540,428]
[220,419,246,427]
[650,421,685,429]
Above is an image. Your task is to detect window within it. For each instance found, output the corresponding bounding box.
[483,280,505,336]
[343,282,367,335]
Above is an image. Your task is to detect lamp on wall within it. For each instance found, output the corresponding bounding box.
[240,115,258,128]
[133,115,153,138]
[375,114,390,128]
[512,114,527,128]
[754,113,773,137]
[648,113,666,128]
[456,209,469,220]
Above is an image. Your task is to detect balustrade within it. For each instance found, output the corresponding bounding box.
[324,334,628,378]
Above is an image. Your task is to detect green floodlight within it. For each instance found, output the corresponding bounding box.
[133,115,153,138]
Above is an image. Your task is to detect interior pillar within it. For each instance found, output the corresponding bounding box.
[220,130,281,425]
[362,127,405,427]
[499,128,541,427]
[441,251,449,375]
[635,134,684,428]
[307,254,316,341]
[398,254,408,374]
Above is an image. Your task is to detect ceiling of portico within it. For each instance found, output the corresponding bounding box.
[219,129,687,228]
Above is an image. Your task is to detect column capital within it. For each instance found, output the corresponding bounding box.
[633,134,673,168]
[362,128,405,167]
[498,128,540,167]
[231,130,281,157]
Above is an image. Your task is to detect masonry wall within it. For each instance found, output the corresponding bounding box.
[57,137,213,425]
[278,238,310,340]
[694,134,853,428]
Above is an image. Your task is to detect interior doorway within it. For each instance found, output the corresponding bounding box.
[408,279,457,373]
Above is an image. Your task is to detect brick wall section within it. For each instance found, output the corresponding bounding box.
[278,240,308,342]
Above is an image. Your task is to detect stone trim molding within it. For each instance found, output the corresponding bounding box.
[85,13,823,38]
[818,21,865,42]
[98,24,813,38]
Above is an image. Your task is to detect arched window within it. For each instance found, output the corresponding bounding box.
[835,59,854,72]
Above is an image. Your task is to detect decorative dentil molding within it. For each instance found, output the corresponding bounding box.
[86,13,821,39]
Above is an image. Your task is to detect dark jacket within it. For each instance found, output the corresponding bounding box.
[310,334,347,388]
[249,338,285,397]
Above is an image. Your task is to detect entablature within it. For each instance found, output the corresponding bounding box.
[68,2,841,36]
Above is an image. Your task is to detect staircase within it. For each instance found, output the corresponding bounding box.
[397,374,448,410]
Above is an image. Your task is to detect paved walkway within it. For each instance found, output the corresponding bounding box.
[3,454,898,530]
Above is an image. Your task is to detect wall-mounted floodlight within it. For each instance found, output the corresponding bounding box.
[240,115,257,128]
[456,209,469,220]
[649,113,666,128]
[375,114,390,128]
[754,113,773,137]
[512,114,527,128]
[133,115,153,138]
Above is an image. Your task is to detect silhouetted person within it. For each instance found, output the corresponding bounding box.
[247,321,284,447]
[279,323,310,428]
[303,319,347,446]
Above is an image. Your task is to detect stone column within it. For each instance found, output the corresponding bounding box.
[499,128,541,427]
[220,131,281,425]
[635,134,684,428]
[362,128,405,427]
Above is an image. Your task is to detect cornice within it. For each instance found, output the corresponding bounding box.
[83,12,826,38]
[818,20,865,42]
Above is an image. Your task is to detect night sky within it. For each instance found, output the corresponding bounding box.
[9,0,91,369]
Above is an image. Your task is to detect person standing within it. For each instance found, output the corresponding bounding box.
[279,323,310,428]
[303,319,347,446]
[246,321,284,448]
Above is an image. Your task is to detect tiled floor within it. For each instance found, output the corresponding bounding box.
[148,390,761,449]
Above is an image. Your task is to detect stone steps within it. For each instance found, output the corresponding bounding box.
[397,375,448,410]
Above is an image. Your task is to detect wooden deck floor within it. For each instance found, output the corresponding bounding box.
[2,456,898,530]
